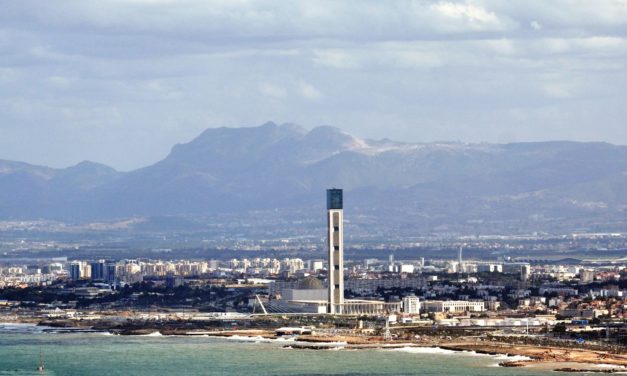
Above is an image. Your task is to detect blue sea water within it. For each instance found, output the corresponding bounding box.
[0,323,584,375]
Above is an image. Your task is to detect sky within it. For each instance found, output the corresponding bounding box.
[1,0,627,171]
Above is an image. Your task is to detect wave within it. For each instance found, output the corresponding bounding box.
[224,335,349,349]
[227,335,271,343]
[493,354,533,362]
[388,347,458,355]
[274,336,297,342]
[326,346,345,351]
[588,364,627,370]
[388,346,532,361]
[0,323,48,334]
[139,331,163,337]
[226,335,299,344]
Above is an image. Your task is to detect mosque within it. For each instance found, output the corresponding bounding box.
[264,189,418,316]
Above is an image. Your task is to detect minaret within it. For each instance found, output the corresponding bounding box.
[458,244,463,273]
[327,188,344,314]
[458,245,463,265]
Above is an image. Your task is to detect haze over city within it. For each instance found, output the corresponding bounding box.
[2,2,627,375]
[2,1,627,170]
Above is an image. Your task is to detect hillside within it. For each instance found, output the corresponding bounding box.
[1,122,626,234]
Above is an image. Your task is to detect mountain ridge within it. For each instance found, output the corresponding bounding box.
[1,123,626,232]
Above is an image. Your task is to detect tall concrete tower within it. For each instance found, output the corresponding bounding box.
[326,188,344,314]
[458,245,463,265]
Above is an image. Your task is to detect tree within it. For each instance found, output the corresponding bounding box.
[553,322,567,334]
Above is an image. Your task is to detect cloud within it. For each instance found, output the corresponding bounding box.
[298,81,322,100]
[258,83,287,99]
[1,0,627,170]
[430,2,504,29]
[543,83,575,99]
[47,76,76,89]
[312,49,359,69]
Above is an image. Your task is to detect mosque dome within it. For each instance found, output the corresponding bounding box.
[297,277,324,290]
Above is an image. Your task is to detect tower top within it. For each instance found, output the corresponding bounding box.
[326,188,343,210]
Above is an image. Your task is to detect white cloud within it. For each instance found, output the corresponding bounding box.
[312,49,359,69]
[258,83,287,99]
[430,2,502,26]
[543,83,574,99]
[47,76,76,89]
[299,81,322,100]
[1,1,627,169]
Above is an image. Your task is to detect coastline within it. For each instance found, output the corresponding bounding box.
[3,320,627,373]
[178,328,627,372]
[197,330,627,372]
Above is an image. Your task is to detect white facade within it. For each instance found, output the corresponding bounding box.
[580,269,594,283]
[477,263,503,273]
[327,188,344,315]
[399,264,415,273]
[327,208,344,314]
[423,300,485,313]
[402,295,421,314]
[311,260,324,271]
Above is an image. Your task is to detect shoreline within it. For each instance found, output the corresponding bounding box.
[198,330,627,372]
[3,321,627,372]
[179,329,627,372]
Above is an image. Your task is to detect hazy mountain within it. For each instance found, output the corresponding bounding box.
[1,122,627,233]
[0,159,122,219]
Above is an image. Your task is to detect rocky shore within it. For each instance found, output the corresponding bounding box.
[15,317,627,372]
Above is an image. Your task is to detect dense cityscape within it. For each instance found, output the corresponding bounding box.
[1,190,626,376]
[2,1,627,374]
[2,245,627,350]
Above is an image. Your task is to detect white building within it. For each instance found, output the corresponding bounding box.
[423,300,485,313]
[477,263,503,273]
[310,260,324,271]
[399,264,415,273]
[327,189,344,314]
[580,269,595,283]
[402,295,420,314]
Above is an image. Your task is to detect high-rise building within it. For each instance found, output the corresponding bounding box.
[327,188,344,314]
[69,262,81,281]
[458,245,463,264]
[80,263,91,280]
[91,260,106,281]
[402,295,421,314]
[105,262,117,283]
[521,264,531,282]
[580,269,594,284]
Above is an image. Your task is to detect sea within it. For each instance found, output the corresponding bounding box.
[0,323,595,375]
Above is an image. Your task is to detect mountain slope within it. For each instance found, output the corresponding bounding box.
[1,123,626,231]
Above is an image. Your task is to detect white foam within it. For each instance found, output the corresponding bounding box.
[139,331,163,337]
[326,346,345,351]
[297,341,348,347]
[388,346,532,362]
[274,336,297,342]
[388,347,458,355]
[494,354,533,362]
[589,364,627,369]
[0,323,48,333]
[227,335,301,344]
[227,335,282,344]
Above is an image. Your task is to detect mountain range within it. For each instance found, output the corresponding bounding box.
[2,122,627,233]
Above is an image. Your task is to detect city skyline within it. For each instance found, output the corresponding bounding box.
[1,2,627,374]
